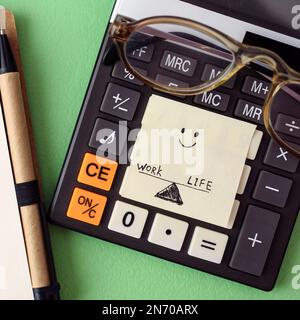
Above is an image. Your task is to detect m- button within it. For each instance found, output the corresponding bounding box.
[201,64,237,89]
[78,153,118,191]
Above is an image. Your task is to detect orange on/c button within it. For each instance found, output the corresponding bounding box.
[78,153,118,191]
[67,188,107,226]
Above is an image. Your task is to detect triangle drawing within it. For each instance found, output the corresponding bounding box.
[155,183,183,205]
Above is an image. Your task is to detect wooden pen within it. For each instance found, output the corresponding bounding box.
[0,7,59,299]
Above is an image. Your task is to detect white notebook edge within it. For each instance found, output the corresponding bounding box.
[0,101,33,300]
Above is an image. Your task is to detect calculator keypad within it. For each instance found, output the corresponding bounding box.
[50,30,300,291]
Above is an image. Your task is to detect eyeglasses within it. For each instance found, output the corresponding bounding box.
[110,15,300,158]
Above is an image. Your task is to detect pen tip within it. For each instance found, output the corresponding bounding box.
[0,6,6,33]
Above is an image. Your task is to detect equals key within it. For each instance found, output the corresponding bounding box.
[201,239,216,251]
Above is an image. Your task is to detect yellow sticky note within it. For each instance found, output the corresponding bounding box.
[120,95,256,229]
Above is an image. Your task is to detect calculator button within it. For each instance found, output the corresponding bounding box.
[160,50,197,77]
[100,83,140,120]
[247,130,263,160]
[66,188,107,226]
[128,44,154,63]
[148,214,188,251]
[194,90,230,111]
[188,227,228,264]
[201,64,236,89]
[155,74,189,92]
[108,201,148,239]
[274,114,300,139]
[112,61,147,86]
[242,76,270,100]
[89,118,128,156]
[77,153,118,191]
[230,205,280,276]
[264,140,299,173]
[237,165,251,195]
[234,99,264,125]
[227,200,240,229]
[252,171,292,208]
[155,74,188,99]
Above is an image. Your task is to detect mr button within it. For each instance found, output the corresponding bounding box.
[78,153,118,191]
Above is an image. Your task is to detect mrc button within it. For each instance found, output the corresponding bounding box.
[160,50,197,77]
[78,153,118,191]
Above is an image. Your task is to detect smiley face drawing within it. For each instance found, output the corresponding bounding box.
[179,128,200,148]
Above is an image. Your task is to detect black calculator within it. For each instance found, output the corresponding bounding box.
[50,0,300,291]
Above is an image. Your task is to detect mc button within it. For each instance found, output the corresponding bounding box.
[78,153,118,191]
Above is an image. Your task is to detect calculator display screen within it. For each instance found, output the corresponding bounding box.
[182,0,300,39]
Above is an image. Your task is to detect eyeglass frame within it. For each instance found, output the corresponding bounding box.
[110,15,300,158]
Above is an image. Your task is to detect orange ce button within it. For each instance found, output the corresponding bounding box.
[78,153,118,191]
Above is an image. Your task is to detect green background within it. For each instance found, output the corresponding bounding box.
[3,0,300,299]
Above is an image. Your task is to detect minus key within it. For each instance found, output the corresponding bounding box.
[253,171,293,208]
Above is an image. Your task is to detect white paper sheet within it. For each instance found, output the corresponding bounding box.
[0,104,33,300]
[120,95,256,229]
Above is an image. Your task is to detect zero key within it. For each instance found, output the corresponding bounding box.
[229,205,280,276]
